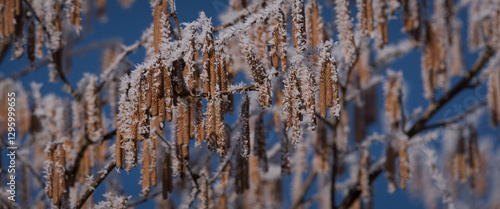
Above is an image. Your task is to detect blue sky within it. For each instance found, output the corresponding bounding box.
[1,0,499,208]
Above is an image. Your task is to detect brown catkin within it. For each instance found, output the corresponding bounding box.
[162,150,173,199]
[366,0,374,34]
[96,0,107,22]
[277,9,288,72]
[375,0,389,48]
[5,0,13,36]
[385,143,396,191]
[359,147,370,200]
[151,136,158,187]
[189,97,196,139]
[146,69,153,110]
[27,21,35,66]
[399,140,408,189]
[306,0,321,47]
[235,152,249,193]
[457,134,466,183]
[272,20,281,69]
[153,0,163,54]
[274,87,284,133]
[75,0,81,31]
[0,1,4,38]
[215,98,226,155]
[195,98,206,146]
[206,99,216,153]
[182,101,190,162]
[210,51,217,97]
[142,141,151,196]
[52,145,60,206]
[69,0,76,25]
[385,72,402,128]
[240,95,250,158]
[254,113,268,172]
[314,120,328,173]
[46,147,54,199]
[115,131,124,169]
[164,66,173,122]
[57,145,66,204]
[36,23,44,58]
[151,66,160,116]
[202,32,214,95]
[319,60,327,118]
[468,127,479,178]
[488,68,500,126]
[159,94,167,125]
[292,0,306,49]
[326,61,335,107]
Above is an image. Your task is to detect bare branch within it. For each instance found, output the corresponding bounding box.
[74,161,117,209]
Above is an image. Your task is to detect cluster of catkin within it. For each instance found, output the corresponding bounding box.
[0,79,30,138]
[445,126,481,186]
[45,143,68,208]
[281,0,340,144]
[202,26,229,155]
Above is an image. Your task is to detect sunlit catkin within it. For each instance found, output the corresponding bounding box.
[142,141,151,196]
[357,0,374,36]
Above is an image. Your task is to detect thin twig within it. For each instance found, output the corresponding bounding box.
[126,190,162,207]
[422,100,487,131]
[291,171,318,209]
[74,161,117,209]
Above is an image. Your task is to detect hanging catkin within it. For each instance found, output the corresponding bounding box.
[142,141,151,196]
[292,0,307,51]
[399,139,408,189]
[240,95,250,158]
[357,0,374,36]
[384,71,402,129]
[385,143,396,192]
[314,120,328,173]
[374,0,389,48]
[318,42,335,118]
[488,68,500,126]
[235,151,249,193]
[202,30,215,95]
[195,97,206,146]
[151,136,158,187]
[359,147,370,201]
[162,149,173,199]
[254,113,268,172]
[283,70,303,144]
[335,0,356,62]
[456,134,466,183]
